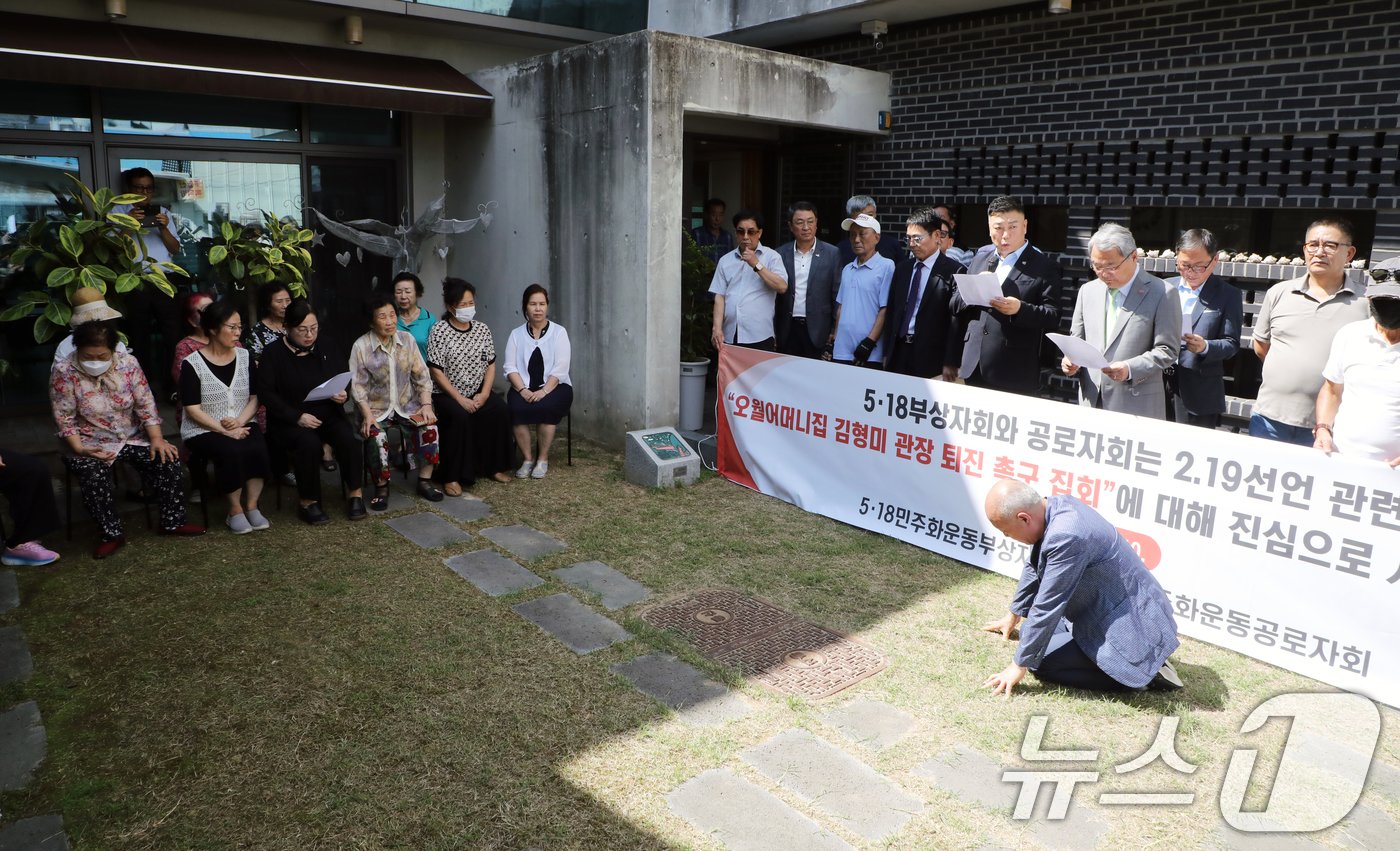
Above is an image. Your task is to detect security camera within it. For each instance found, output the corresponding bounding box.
[861,19,888,50]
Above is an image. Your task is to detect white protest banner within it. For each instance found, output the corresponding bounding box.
[715,344,1400,708]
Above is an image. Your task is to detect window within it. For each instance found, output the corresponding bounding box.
[102,90,299,142]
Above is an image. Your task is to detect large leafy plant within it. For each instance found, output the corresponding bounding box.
[680,232,717,362]
[0,174,187,342]
[207,212,313,296]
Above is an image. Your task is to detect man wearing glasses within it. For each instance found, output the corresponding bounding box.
[882,208,965,379]
[709,210,789,352]
[114,167,182,397]
[1062,223,1180,417]
[774,202,840,359]
[1250,220,1369,446]
[1164,229,1242,428]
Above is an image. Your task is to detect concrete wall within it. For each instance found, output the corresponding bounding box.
[446,30,889,445]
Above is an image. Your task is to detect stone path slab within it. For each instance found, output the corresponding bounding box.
[0,814,69,851]
[512,594,630,654]
[914,746,1008,810]
[915,745,1108,849]
[0,571,16,614]
[480,524,566,560]
[1337,804,1400,849]
[553,561,651,610]
[741,728,924,841]
[0,701,47,791]
[436,497,493,523]
[0,627,34,686]
[385,512,473,549]
[821,698,915,751]
[667,767,855,851]
[610,653,752,726]
[444,550,543,597]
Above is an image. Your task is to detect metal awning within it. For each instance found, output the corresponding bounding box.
[0,13,492,117]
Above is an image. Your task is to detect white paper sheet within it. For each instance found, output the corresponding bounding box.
[1045,333,1111,369]
[304,371,351,402]
[953,272,1004,307]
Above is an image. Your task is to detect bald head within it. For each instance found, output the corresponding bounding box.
[984,480,1047,545]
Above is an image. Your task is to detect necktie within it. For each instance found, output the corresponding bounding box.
[903,263,924,334]
[1105,287,1120,340]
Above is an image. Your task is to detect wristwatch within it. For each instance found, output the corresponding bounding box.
[753,263,765,272]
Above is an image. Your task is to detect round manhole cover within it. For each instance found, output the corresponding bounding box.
[783,649,828,669]
[694,608,732,625]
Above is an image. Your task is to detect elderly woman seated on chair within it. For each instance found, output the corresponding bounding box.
[258,298,367,524]
[51,320,205,560]
[350,292,442,510]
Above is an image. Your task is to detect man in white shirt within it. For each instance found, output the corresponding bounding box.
[1314,259,1400,465]
[709,209,788,351]
[114,167,182,395]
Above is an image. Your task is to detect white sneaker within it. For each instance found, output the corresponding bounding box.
[516,461,535,479]
[245,508,271,531]
[226,513,252,535]
[531,461,549,479]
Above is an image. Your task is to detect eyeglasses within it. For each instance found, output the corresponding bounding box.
[901,234,928,247]
[1175,259,1214,274]
[1303,240,1352,256]
[224,323,243,332]
[735,228,761,236]
[129,183,155,194]
[290,324,318,335]
[1091,254,1133,275]
[1370,268,1399,283]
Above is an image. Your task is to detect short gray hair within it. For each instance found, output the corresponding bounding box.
[1174,228,1218,256]
[846,194,876,216]
[1089,223,1137,258]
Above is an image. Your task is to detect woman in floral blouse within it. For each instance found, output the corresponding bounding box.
[243,281,292,362]
[426,277,515,495]
[51,321,205,559]
[350,292,441,510]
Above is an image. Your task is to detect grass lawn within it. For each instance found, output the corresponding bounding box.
[1,444,1396,849]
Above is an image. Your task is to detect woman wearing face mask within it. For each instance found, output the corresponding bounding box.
[350,292,441,509]
[426,278,515,495]
[504,283,573,479]
[50,321,205,559]
[181,299,273,535]
[393,272,434,362]
[258,298,368,524]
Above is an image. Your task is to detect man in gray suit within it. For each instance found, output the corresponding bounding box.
[981,479,1182,696]
[774,201,841,358]
[1062,223,1181,417]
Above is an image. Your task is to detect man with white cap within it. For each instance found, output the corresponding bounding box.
[1313,257,1400,466]
[828,212,894,367]
[52,287,129,364]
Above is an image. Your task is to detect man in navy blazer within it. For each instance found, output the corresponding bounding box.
[1165,229,1242,428]
[882,207,965,379]
[774,202,841,359]
[981,479,1181,696]
[952,196,1062,395]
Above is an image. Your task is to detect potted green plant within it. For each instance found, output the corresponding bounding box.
[679,232,716,431]
[0,174,187,342]
[206,212,314,296]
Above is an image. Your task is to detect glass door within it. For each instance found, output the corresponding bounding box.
[0,144,91,409]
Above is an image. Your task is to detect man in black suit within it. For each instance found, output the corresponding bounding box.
[775,201,841,359]
[883,207,965,379]
[953,196,1062,395]
[1164,228,1242,428]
